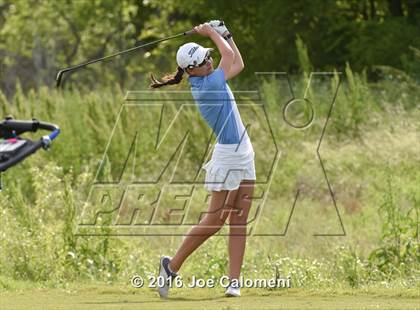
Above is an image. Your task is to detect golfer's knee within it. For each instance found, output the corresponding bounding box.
[203,214,226,229]
[229,208,247,226]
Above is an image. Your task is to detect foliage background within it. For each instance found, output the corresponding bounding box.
[1,0,420,95]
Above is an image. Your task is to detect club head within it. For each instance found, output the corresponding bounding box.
[56,70,64,88]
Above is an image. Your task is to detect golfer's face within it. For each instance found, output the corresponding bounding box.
[189,56,214,76]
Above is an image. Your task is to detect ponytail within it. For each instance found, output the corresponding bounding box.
[149,66,184,88]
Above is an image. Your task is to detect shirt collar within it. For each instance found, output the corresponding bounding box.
[188,75,202,87]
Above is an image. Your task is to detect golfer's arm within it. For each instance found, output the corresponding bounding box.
[225,38,244,79]
[209,32,234,76]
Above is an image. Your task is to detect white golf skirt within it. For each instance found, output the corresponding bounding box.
[202,139,256,192]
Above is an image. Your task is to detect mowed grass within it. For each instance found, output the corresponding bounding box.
[1,284,419,310]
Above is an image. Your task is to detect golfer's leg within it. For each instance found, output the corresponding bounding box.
[228,180,254,280]
[169,189,238,272]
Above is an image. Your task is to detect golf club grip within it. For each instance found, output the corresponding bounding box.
[184,29,196,35]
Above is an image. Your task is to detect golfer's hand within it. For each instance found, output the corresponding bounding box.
[208,20,229,37]
[193,23,217,37]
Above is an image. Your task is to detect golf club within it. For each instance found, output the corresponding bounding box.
[55,29,196,87]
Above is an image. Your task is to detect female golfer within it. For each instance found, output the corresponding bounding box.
[150,21,255,298]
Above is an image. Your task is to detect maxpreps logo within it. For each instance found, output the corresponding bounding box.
[76,73,346,237]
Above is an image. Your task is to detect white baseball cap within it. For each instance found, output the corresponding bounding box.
[176,42,213,69]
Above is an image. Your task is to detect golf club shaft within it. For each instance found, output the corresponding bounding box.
[56,29,195,87]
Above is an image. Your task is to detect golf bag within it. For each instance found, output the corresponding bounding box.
[0,117,60,188]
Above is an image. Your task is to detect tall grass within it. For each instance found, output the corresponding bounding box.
[0,68,419,290]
